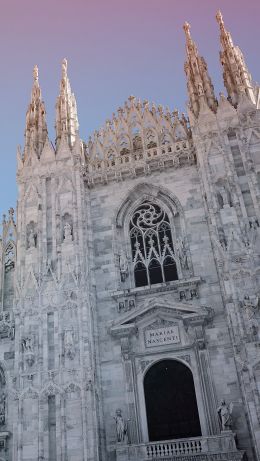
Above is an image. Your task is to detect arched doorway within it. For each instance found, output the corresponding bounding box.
[144,359,201,441]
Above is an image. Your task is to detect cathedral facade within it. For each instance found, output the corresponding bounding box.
[0,11,259,461]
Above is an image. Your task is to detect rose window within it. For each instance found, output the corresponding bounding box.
[130,202,178,287]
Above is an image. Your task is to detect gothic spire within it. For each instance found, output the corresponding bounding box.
[55,58,79,149]
[24,65,48,159]
[183,22,217,118]
[216,10,256,106]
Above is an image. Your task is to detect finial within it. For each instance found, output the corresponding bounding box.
[216,10,224,28]
[62,58,68,79]
[173,109,179,119]
[8,208,14,220]
[128,95,136,106]
[158,104,163,114]
[183,22,191,40]
[33,65,39,83]
[151,102,156,112]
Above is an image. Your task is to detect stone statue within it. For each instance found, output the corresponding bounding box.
[242,295,259,339]
[22,336,33,352]
[64,222,73,242]
[28,229,36,248]
[0,393,5,425]
[197,82,204,97]
[177,238,189,271]
[22,336,35,366]
[243,295,259,319]
[114,409,128,443]
[217,399,232,431]
[119,252,128,282]
[64,330,75,360]
[218,186,231,208]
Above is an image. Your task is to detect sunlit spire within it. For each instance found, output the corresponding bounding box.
[55,58,79,149]
[24,65,48,159]
[183,22,217,118]
[216,10,256,106]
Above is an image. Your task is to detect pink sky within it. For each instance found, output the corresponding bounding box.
[0,0,259,217]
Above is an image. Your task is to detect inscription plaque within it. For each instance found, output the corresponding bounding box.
[145,325,180,347]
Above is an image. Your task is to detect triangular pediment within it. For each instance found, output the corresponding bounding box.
[237,92,256,114]
[56,133,73,161]
[197,98,217,128]
[41,137,55,163]
[110,298,212,336]
[24,148,39,167]
[248,129,260,146]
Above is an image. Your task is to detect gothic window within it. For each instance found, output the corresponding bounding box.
[0,367,6,427]
[130,202,178,287]
[4,243,15,273]
[146,129,157,149]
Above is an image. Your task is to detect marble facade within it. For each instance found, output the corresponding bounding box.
[0,11,259,461]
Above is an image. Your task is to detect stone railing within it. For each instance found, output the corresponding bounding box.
[116,432,245,461]
[82,142,196,186]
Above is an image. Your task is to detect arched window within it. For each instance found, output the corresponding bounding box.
[0,367,6,427]
[144,360,201,441]
[130,202,178,287]
[4,242,15,273]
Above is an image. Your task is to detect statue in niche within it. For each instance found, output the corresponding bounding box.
[176,238,189,271]
[242,294,259,339]
[64,329,75,360]
[197,82,204,97]
[22,336,35,367]
[63,222,73,243]
[179,291,186,301]
[0,393,5,425]
[243,294,259,319]
[217,399,232,431]
[22,336,33,352]
[114,409,128,443]
[217,186,232,209]
[28,228,37,249]
[86,367,93,391]
[119,251,128,282]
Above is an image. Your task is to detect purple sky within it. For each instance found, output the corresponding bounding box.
[0,0,259,219]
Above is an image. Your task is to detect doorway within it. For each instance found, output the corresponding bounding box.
[144,359,201,441]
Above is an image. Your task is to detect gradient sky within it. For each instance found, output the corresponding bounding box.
[0,0,259,220]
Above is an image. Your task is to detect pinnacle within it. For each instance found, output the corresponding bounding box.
[33,65,39,83]
[62,58,68,79]
[183,22,191,40]
[216,10,224,27]
[216,10,227,36]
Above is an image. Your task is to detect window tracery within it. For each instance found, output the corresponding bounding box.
[4,243,15,273]
[130,202,178,287]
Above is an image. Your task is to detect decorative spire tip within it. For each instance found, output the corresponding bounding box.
[62,58,68,79]
[216,10,224,28]
[183,22,191,39]
[33,65,39,83]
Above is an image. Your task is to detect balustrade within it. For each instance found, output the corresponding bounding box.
[116,433,245,461]
[83,141,195,184]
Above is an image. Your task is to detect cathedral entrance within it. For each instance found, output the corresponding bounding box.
[144,359,201,441]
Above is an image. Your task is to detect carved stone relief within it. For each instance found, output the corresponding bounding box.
[118,298,135,314]
[21,335,35,367]
[64,329,76,360]
[26,221,37,249]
